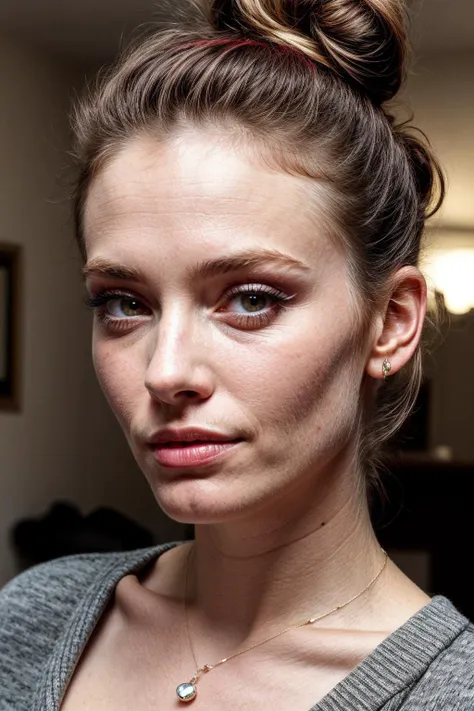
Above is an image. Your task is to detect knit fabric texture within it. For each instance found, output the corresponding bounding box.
[1,542,474,710]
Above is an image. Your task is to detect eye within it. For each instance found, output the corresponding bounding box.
[85,291,151,328]
[233,291,273,313]
[104,296,148,318]
[218,283,295,329]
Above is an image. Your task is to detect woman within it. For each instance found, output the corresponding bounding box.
[2,0,473,709]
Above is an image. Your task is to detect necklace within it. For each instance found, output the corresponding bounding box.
[176,546,388,703]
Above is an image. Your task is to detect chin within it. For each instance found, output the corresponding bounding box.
[148,477,251,525]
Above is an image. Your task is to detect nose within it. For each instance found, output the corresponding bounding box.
[144,307,214,406]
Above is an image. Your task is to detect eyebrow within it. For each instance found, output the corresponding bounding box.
[82,261,140,281]
[82,249,310,282]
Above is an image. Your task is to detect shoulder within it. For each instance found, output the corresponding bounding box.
[433,623,474,684]
[0,545,171,710]
[2,548,124,597]
[0,549,136,635]
[408,604,474,708]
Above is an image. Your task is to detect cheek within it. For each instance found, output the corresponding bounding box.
[230,321,361,438]
[92,336,140,429]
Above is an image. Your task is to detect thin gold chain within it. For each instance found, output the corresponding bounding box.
[184,545,388,684]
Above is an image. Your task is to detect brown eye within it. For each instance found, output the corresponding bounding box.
[216,283,295,331]
[106,296,148,318]
[240,293,269,313]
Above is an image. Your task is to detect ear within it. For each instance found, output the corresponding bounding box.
[366,266,427,380]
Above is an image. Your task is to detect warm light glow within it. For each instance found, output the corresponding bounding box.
[423,249,474,315]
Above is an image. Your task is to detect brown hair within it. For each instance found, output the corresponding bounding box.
[72,0,444,482]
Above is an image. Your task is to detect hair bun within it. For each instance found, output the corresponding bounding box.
[209,0,408,104]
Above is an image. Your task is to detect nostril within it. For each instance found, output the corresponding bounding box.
[144,372,214,404]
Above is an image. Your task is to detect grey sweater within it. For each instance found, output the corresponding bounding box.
[1,542,474,710]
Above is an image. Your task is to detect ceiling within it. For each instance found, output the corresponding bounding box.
[0,0,473,67]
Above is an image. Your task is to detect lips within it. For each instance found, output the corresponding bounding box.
[148,428,244,468]
[159,440,224,447]
[149,427,241,446]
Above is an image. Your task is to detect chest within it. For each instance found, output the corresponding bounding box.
[59,609,359,711]
[60,657,349,711]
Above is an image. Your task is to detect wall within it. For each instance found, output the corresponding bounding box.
[403,51,474,461]
[405,50,474,227]
[0,34,183,586]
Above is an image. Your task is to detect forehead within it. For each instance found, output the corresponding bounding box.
[83,129,336,264]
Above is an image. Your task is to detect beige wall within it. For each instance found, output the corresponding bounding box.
[0,35,183,586]
[404,50,474,459]
[405,50,474,227]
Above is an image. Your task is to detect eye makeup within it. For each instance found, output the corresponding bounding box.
[85,280,296,334]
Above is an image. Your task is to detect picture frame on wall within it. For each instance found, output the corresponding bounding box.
[0,244,21,411]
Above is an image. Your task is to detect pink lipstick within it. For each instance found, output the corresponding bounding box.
[148,427,243,468]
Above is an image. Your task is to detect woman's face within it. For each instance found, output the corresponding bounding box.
[83,129,370,525]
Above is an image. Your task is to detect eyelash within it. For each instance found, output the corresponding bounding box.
[221,284,294,329]
[84,284,294,332]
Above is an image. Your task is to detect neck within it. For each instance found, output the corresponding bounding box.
[185,471,383,650]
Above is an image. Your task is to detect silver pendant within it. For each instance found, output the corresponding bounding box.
[176,682,197,703]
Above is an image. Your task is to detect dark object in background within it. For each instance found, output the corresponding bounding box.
[11,501,155,571]
[0,243,22,411]
[184,524,195,540]
[372,460,474,621]
[392,379,431,453]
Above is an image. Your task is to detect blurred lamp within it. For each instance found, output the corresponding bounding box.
[422,229,474,315]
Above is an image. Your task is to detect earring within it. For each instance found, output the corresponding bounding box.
[382,359,392,379]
